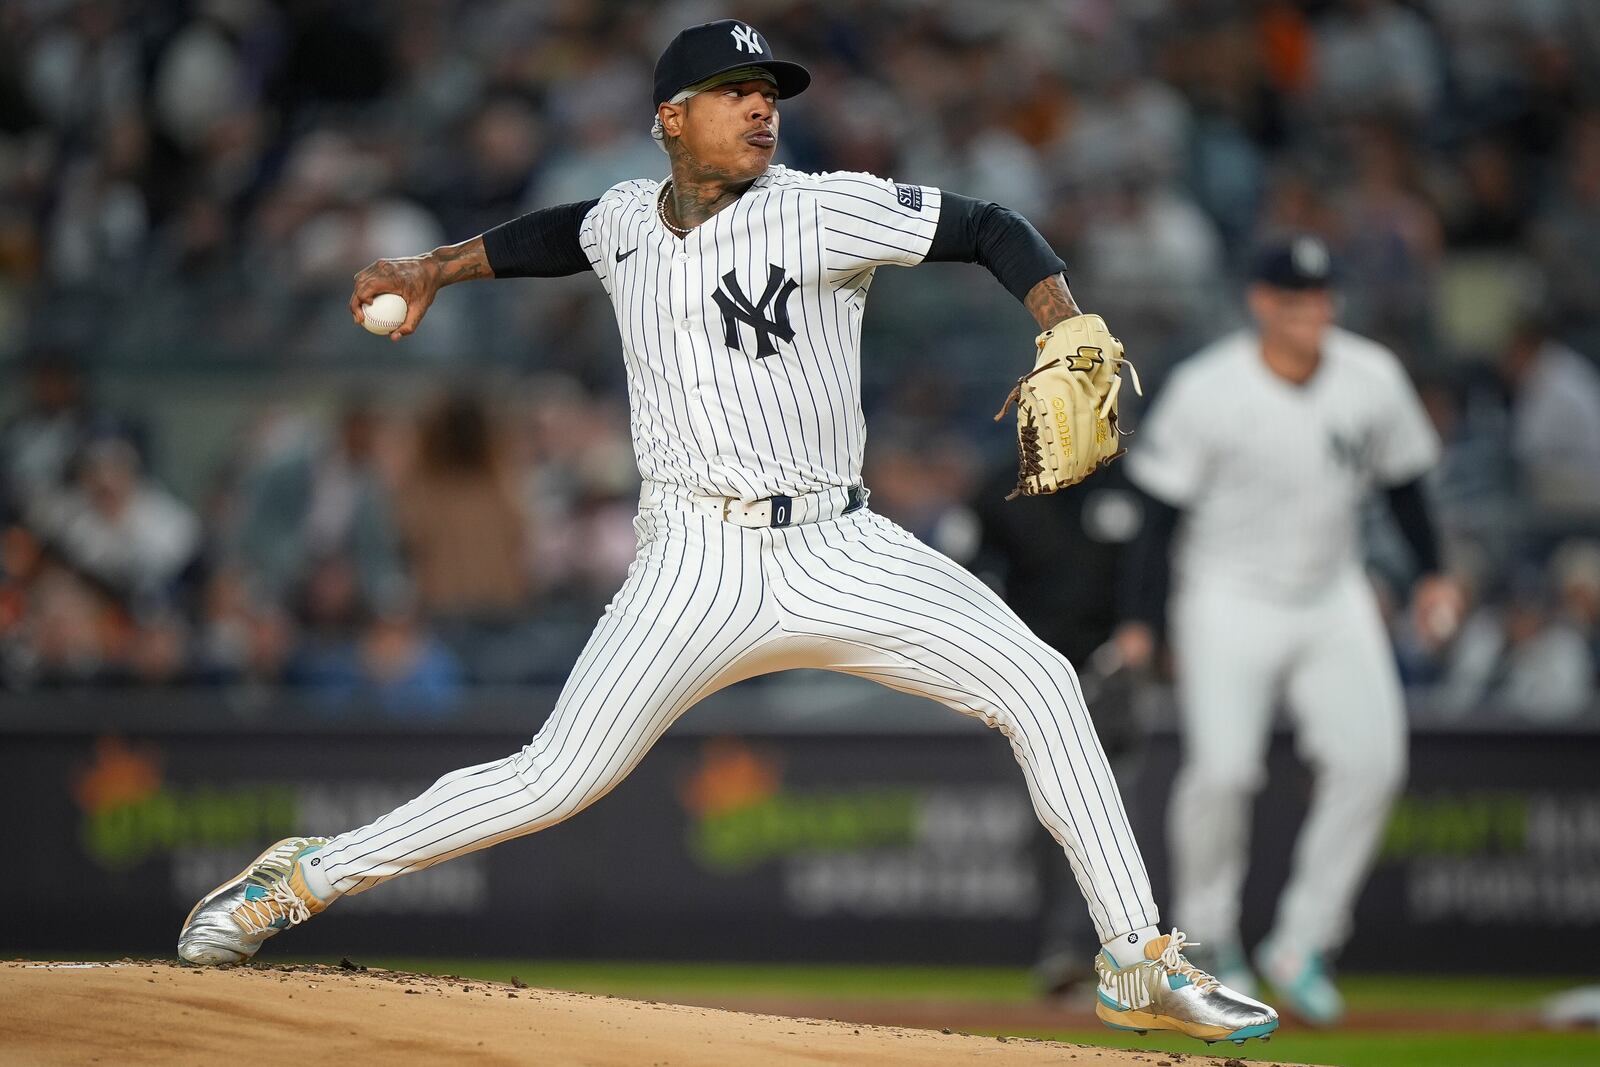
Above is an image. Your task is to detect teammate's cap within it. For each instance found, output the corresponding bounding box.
[653,20,810,107]
[1250,234,1336,290]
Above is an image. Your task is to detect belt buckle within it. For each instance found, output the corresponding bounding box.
[722,497,767,529]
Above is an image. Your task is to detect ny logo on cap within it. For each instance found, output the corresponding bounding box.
[1292,236,1329,277]
[714,264,796,359]
[730,23,764,53]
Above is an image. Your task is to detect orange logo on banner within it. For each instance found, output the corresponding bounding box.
[71,736,163,814]
[679,738,781,817]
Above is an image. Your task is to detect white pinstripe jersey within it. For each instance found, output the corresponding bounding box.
[1127,326,1440,600]
[577,165,941,500]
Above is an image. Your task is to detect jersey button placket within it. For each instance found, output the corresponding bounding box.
[674,248,691,335]
[671,242,712,464]
[671,244,692,349]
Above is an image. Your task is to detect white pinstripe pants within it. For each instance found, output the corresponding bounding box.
[1167,572,1406,954]
[315,503,1159,941]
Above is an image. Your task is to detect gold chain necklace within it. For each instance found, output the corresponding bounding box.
[657,180,690,237]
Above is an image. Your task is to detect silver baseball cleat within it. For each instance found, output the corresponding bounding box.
[177,836,331,965]
[1094,929,1280,1045]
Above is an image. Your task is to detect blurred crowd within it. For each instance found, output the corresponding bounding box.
[2,0,1599,718]
[1,358,644,708]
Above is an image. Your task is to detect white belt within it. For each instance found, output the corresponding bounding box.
[640,481,867,528]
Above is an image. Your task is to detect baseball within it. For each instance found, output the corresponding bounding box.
[360,292,408,335]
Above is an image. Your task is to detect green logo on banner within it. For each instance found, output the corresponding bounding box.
[72,736,300,871]
[679,737,918,873]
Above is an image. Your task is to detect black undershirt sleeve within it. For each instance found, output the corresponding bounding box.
[1384,476,1443,576]
[1118,487,1181,632]
[925,191,1066,302]
[481,199,600,278]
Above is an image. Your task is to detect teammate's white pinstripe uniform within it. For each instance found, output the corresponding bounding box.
[1132,327,1439,602]
[310,168,1157,942]
[1128,323,1439,999]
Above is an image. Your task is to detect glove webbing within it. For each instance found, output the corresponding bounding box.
[993,359,1059,502]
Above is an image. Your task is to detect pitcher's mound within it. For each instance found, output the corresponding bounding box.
[0,960,1298,1066]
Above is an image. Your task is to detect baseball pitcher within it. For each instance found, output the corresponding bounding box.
[178,20,1277,1045]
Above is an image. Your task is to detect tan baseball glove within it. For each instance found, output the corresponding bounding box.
[994,314,1141,499]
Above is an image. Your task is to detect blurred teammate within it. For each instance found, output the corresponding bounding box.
[177,19,1277,1045]
[1115,235,1458,1025]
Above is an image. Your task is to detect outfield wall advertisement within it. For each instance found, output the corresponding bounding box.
[7,719,1596,971]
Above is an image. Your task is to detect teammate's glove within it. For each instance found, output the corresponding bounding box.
[994,314,1141,499]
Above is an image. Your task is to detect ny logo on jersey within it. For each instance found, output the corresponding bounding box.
[730,23,764,53]
[714,264,798,359]
[1327,427,1374,473]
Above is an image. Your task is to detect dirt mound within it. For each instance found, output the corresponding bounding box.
[0,960,1314,1066]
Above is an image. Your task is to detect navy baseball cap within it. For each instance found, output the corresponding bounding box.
[1250,234,1337,290]
[653,20,810,106]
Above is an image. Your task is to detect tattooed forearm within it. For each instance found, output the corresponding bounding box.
[1023,273,1082,331]
[430,237,493,284]
[350,236,492,337]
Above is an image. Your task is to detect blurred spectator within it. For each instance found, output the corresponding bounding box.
[1498,319,1600,519]
[1551,538,1600,668]
[397,389,531,619]
[862,421,979,551]
[1413,369,1518,566]
[231,399,405,611]
[8,560,119,687]
[289,590,464,717]
[1333,123,1444,356]
[283,552,378,704]
[1438,565,1596,721]
[1057,32,1191,190]
[519,377,639,609]
[22,0,141,134]
[1310,0,1442,124]
[1533,111,1600,352]
[1,350,135,522]
[126,609,191,686]
[193,566,293,686]
[523,53,661,207]
[41,110,150,287]
[27,436,199,604]
[429,95,547,238]
[1075,170,1226,370]
[1441,136,1527,250]
[355,605,464,717]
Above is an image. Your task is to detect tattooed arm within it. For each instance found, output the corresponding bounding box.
[349,199,598,341]
[923,192,1078,330]
[348,239,489,341]
[1024,273,1083,332]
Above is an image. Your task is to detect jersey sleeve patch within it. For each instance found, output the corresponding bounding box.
[803,171,940,272]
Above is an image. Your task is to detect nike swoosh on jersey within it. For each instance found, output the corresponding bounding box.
[616,247,637,262]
